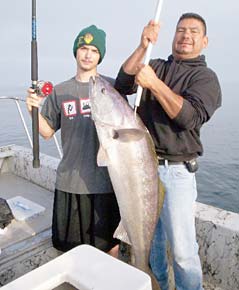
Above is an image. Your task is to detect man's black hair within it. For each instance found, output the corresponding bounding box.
[177,13,207,35]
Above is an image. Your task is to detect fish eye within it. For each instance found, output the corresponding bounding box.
[101,88,106,94]
[112,130,119,139]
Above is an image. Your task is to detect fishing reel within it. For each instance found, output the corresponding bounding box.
[35,80,53,97]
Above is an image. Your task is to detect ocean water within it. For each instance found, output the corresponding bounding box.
[196,82,239,213]
[0,82,238,213]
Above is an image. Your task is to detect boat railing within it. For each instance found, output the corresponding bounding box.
[0,96,62,159]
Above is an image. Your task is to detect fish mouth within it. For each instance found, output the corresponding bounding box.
[89,75,96,84]
[89,76,106,95]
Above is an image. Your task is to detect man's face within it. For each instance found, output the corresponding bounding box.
[172,18,208,60]
[76,45,100,71]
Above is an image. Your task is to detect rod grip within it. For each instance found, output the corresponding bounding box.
[32,103,40,168]
[31,31,40,167]
[31,41,38,81]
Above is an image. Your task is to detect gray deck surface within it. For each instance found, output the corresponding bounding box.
[0,172,53,250]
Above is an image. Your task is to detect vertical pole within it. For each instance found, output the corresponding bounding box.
[134,0,164,112]
[31,0,40,168]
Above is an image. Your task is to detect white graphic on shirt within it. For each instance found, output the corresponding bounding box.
[80,98,91,115]
[62,100,77,117]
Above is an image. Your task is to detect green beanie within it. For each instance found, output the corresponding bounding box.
[73,25,106,64]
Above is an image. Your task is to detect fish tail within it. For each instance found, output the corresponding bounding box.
[150,272,161,290]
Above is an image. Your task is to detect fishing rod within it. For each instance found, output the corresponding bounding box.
[134,0,164,113]
[31,0,53,168]
[31,0,39,168]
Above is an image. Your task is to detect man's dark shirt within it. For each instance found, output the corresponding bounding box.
[115,55,222,161]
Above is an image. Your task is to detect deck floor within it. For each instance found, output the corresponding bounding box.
[0,172,53,251]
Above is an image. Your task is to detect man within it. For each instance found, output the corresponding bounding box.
[26,25,120,257]
[115,13,222,289]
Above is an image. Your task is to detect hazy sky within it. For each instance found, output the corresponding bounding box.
[1,0,238,94]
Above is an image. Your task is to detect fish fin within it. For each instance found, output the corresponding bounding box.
[158,178,165,213]
[97,146,108,167]
[112,128,146,142]
[156,177,165,226]
[113,221,132,245]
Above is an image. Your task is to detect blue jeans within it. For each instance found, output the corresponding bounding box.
[150,163,204,290]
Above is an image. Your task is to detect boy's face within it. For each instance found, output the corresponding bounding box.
[76,45,100,71]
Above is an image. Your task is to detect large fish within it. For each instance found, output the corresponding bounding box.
[89,76,164,290]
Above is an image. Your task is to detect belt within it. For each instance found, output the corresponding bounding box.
[157,158,184,165]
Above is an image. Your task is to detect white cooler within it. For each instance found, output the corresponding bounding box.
[1,244,152,290]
